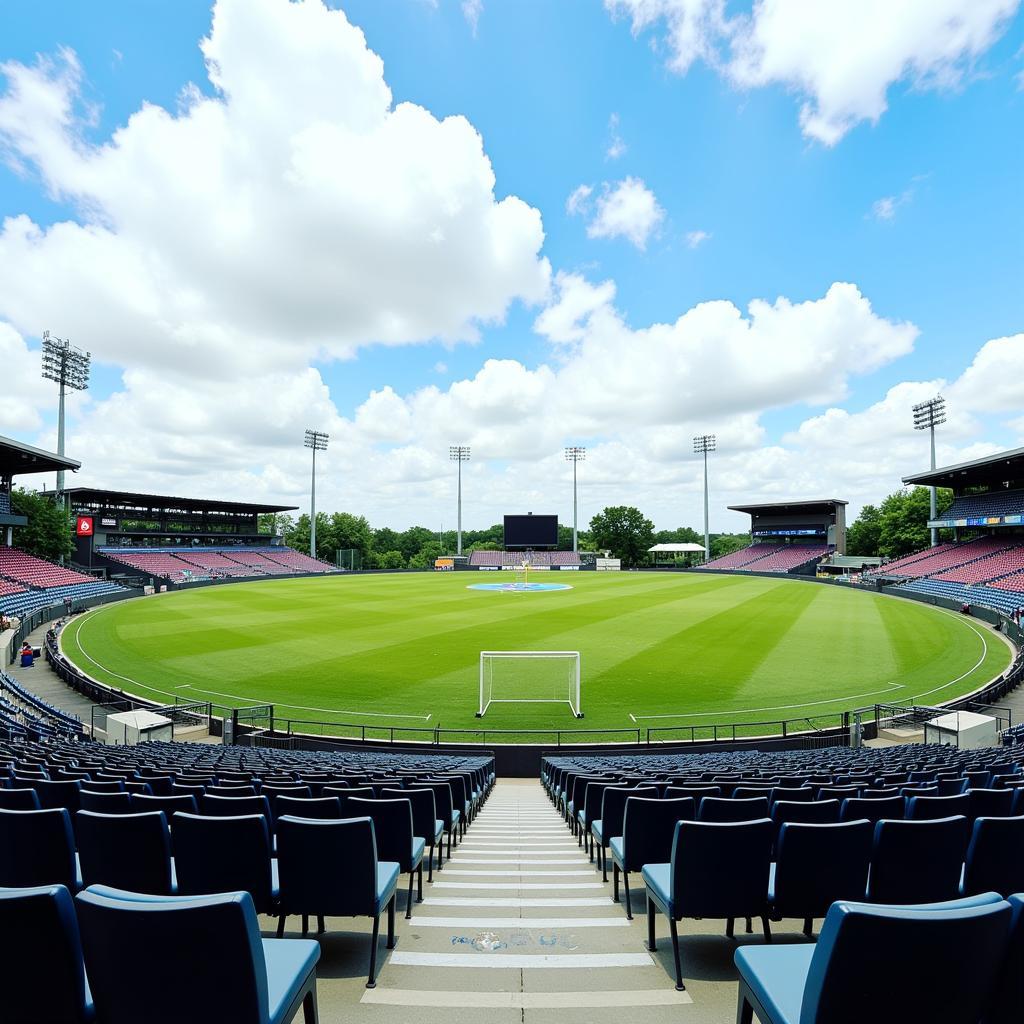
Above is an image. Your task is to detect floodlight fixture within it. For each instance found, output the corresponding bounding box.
[693,434,717,563]
[912,396,946,546]
[41,330,91,505]
[449,446,471,556]
[304,429,329,559]
[565,447,586,553]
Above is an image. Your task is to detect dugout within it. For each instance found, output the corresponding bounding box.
[729,498,848,555]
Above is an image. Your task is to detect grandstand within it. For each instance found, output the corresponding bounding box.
[863,448,1024,616]
[468,549,582,567]
[64,488,337,585]
[696,500,844,575]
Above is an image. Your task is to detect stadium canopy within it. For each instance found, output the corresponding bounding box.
[647,543,707,553]
[63,488,296,515]
[0,434,80,478]
[728,499,847,516]
[902,446,1024,490]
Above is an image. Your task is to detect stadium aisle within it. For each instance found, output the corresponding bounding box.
[357,778,703,1023]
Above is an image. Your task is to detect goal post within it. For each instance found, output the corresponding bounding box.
[477,650,582,719]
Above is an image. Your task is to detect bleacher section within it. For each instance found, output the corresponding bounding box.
[872,537,1014,580]
[0,491,9,514]
[698,543,832,574]
[0,671,84,740]
[0,549,126,617]
[944,489,1024,518]
[468,550,582,567]
[100,546,337,582]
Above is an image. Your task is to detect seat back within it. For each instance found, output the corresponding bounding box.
[0,808,77,889]
[129,793,198,817]
[772,820,872,919]
[698,796,770,823]
[205,784,257,797]
[347,797,416,869]
[672,818,773,919]
[906,794,971,820]
[581,780,616,829]
[81,791,133,814]
[0,787,41,810]
[32,779,82,812]
[79,780,125,794]
[272,795,342,824]
[382,787,436,842]
[840,796,904,824]
[0,884,91,1024]
[172,812,276,913]
[76,811,173,895]
[962,815,1024,898]
[200,793,271,819]
[276,815,379,916]
[968,788,1015,820]
[76,888,269,1024]
[408,782,454,829]
[620,797,694,872]
[867,816,969,904]
[663,785,721,801]
[770,786,814,805]
[802,899,1011,1024]
[989,893,1024,1024]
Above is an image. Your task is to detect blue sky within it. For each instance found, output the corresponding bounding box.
[0,0,1022,531]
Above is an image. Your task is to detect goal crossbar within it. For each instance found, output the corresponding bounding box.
[478,650,582,718]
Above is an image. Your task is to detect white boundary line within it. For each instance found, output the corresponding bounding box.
[63,609,433,721]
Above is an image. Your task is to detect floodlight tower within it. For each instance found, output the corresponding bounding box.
[304,429,329,559]
[449,446,471,556]
[694,434,716,563]
[913,395,947,547]
[565,446,586,553]
[41,331,91,506]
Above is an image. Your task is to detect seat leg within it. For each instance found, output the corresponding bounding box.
[668,917,685,991]
[802,916,813,937]
[726,917,735,939]
[601,847,608,883]
[316,914,325,935]
[277,914,286,938]
[303,988,319,1024]
[737,994,754,1024]
[406,871,415,919]
[428,845,434,883]
[612,863,620,903]
[762,916,772,943]
[387,894,396,948]
[301,913,309,936]
[623,872,633,920]
[367,913,381,989]
[646,893,656,952]
[417,862,424,902]
[589,835,595,862]
[745,916,752,934]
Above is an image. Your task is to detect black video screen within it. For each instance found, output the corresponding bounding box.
[504,514,558,548]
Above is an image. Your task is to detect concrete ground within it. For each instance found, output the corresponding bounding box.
[285,778,813,1024]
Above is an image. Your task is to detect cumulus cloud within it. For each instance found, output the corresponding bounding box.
[462,0,483,36]
[685,229,711,248]
[567,176,665,249]
[0,0,550,377]
[606,112,626,159]
[606,0,1020,144]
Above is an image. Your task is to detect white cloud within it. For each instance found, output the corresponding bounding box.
[606,112,626,159]
[685,229,711,248]
[606,0,1020,144]
[462,0,483,36]
[433,361,448,374]
[575,176,665,249]
[0,0,550,377]
[872,196,898,221]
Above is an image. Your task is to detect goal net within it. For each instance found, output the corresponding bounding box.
[478,651,582,718]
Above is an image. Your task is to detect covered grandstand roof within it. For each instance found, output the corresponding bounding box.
[728,499,847,514]
[0,435,80,477]
[63,487,297,514]
[648,543,706,553]
[903,446,1024,489]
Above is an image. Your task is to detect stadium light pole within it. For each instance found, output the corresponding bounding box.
[449,446,470,556]
[41,331,91,508]
[304,429,329,559]
[565,447,586,553]
[913,396,946,548]
[694,434,716,563]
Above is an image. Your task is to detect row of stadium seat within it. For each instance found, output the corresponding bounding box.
[99,545,336,581]
[468,550,582,566]
[697,543,832,574]
[0,548,97,589]
[944,488,1024,519]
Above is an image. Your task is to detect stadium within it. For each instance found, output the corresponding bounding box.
[2,2,1024,1022]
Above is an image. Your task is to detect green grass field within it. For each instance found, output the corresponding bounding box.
[60,572,1011,743]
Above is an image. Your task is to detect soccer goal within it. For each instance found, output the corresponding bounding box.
[477,650,582,718]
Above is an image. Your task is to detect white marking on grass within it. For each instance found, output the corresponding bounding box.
[179,684,432,721]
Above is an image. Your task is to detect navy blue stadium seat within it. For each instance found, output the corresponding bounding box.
[275,815,398,987]
[0,808,79,890]
[0,884,94,1024]
[75,810,174,895]
[80,791,132,814]
[840,795,903,824]
[590,785,659,882]
[382,787,444,880]
[866,816,969,904]
[76,886,320,1024]
[961,815,1024,898]
[348,797,425,919]
[642,818,774,990]
[906,793,971,820]
[0,787,41,810]
[698,796,769,823]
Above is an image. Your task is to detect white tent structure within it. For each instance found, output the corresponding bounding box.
[648,542,708,566]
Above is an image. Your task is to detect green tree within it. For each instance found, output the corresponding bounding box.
[397,526,437,562]
[589,506,655,567]
[846,504,882,557]
[408,540,443,569]
[258,512,294,538]
[376,550,406,569]
[875,486,953,559]
[653,526,703,546]
[10,488,75,562]
[326,512,373,564]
